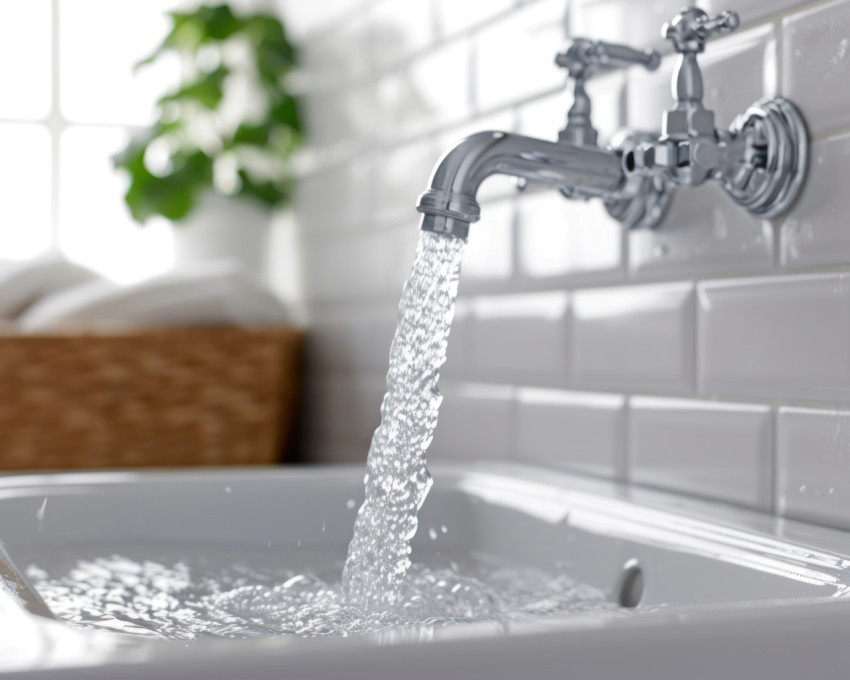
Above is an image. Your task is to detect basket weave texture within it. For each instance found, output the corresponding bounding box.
[0,327,302,470]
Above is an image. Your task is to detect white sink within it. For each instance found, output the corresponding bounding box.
[1,463,850,678]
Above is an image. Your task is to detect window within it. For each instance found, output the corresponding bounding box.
[1,0,181,283]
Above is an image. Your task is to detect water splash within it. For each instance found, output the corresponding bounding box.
[342,232,465,609]
[28,552,613,640]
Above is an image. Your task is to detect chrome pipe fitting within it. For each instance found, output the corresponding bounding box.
[416,131,625,240]
[416,6,808,240]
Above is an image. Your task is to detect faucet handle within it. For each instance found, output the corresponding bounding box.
[556,39,660,147]
[662,8,740,54]
[555,39,660,79]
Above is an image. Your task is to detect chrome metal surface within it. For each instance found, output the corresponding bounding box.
[723,98,808,218]
[556,39,660,147]
[621,7,807,220]
[417,6,809,239]
[417,131,625,239]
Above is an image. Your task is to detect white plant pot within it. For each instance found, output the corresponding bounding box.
[172,193,272,274]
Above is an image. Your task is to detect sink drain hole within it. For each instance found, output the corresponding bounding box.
[617,559,644,608]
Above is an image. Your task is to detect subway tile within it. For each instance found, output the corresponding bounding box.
[630,397,773,510]
[402,39,472,136]
[700,25,777,129]
[435,0,514,37]
[517,190,624,284]
[516,388,625,479]
[777,407,850,530]
[697,0,808,26]
[475,0,569,112]
[429,384,514,462]
[626,53,674,132]
[274,0,363,38]
[301,89,356,150]
[572,282,695,393]
[629,183,774,280]
[571,0,693,55]
[299,17,373,88]
[370,0,436,72]
[518,71,626,146]
[383,224,422,296]
[460,199,515,288]
[296,156,374,234]
[373,138,439,227]
[699,273,850,402]
[781,133,850,269]
[311,304,398,372]
[302,231,388,302]
[469,292,571,386]
[783,0,850,136]
[370,70,410,142]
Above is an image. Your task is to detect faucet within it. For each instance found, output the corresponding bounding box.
[416,7,807,241]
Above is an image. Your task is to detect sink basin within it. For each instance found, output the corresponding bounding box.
[1,462,850,678]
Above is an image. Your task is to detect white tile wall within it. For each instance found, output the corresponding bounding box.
[629,183,773,280]
[777,407,850,530]
[572,283,695,394]
[279,0,850,530]
[570,0,694,54]
[468,292,570,385]
[699,274,850,402]
[630,397,773,509]
[428,383,514,461]
[516,388,626,478]
[782,0,850,136]
[517,190,625,285]
[780,133,850,269]
[474,0,568,111]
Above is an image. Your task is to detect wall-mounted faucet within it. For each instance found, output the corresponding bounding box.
[416,7,807,240]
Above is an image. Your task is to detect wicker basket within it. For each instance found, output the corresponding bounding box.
[0,326,302,470]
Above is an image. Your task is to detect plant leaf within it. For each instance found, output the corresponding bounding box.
[158,65,229,109]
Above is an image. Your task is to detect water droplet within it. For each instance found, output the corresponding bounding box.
[346,499,356,510]
[830,37,849,66]
[224,487,232,494]
[428,527,438,540]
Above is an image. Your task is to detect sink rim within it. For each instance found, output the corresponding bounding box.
[2,461,850,676]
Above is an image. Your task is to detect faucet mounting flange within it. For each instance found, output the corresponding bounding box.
[723,98,808,219]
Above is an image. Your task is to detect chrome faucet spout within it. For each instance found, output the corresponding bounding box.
[416,131,625,240]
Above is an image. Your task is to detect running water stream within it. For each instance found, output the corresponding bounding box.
[342,231,465,609]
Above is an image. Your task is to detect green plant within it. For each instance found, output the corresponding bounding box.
[114,4,301,224]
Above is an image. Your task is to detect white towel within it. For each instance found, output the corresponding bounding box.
[18,260,291,332]
[0,256,102,319]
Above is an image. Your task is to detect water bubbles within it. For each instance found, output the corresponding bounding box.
[224,487,232,494]
[29,552,612,640]
[346,499,357,510]
[342,233,465,609]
